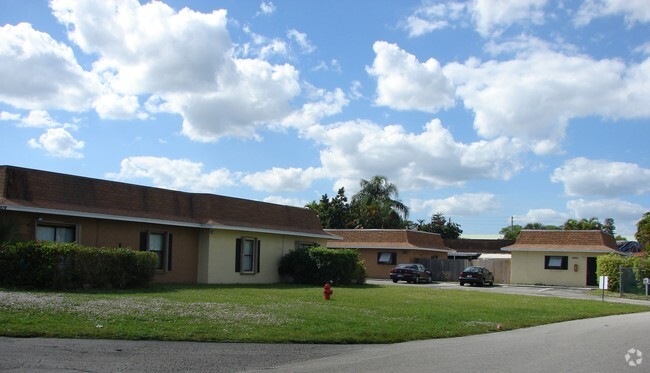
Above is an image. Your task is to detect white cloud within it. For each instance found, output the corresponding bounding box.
[575,0,650,26]
[0,111,21,121]
[402,0,546,38]
[262,196,308,207]
[515,209,568,226]
[28,128,84,158]
[241,167,324,193]
[304,118,524,193]
[471,0,547,37]
[49,0,302,142]
[93,93,145,120]
[412,193,499,217]
[0,23,99,111]
[367,41,455,113]
[444,49,650,154]
[258,1,276,16]
[551,157,650,197]
[281,88,348,129]
[566,198,647,237]
[287,29,315,54]
[20,110,59,128]
[402,2,465,37]
[107,157,236,192]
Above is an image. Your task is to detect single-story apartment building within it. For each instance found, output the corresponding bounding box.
[502,230,620,287]
[0,165,336,284]
[326,229,454,279]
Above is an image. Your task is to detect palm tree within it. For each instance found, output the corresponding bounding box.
[351,176,409,228]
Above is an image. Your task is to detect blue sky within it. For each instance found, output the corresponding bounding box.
[1,0,649,238]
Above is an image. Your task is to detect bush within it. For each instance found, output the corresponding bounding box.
[0,241,157,290]
[279,246,366,285]
[597,253,650,292]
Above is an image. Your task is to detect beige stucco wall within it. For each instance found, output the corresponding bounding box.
[197,229,328,284]
[510,251,599,287]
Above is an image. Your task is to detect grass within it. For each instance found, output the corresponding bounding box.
[1,284,648,344]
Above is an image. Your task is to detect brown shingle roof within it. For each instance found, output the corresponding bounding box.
[325,229,452,252]
[0,165,330,237]
[502,230,618,252]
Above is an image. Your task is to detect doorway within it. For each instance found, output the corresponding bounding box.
[586,257,598,286]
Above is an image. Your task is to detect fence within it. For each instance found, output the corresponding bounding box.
[417,258,469,282]
[417,258,511,284]
[470,258,511,284]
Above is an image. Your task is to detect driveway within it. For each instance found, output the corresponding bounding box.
[366,278,650,306]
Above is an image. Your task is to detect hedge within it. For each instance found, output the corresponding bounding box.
[279,246,366,285]
[0,241,157,290]
[597,253,650,292]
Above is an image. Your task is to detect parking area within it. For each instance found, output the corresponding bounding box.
[366,279,650,305]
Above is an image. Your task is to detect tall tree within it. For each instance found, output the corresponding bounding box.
[500,224,522,240]
[416,213,463,239]
[351,175,408,229]
[305,187,351,229]
[636,211,650,250]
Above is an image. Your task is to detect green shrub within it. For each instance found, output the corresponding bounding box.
[0,241,156,290]
[597,253,650,292]
[279,246,366,285]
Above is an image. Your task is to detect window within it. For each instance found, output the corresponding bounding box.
[140,231,173,271]
[236,237,260,274]
[545,255,568,270]
[36,223,76,243]
[377,252,396,265]
[296,241,318,250]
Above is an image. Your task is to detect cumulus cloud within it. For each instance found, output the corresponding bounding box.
[401,0,546,38]
[28,128,84,158]
[402,2,466,37]
[304,118,524,192]
[47,0,304,141]
[411,193,499,217]
[471,0,547,37]
[281,88,348,129]
[444,48,650,154]
[551,157,650,197]
[262,196,308,207]
[20,110,59,128]
[107,157,236,192]
[241,167,324,193]
[0,23,99,111]
[367,41,455,113]
[575,0,650,26]
[566,198,647,237]
[257,1,276,16]
[515,209,569,226]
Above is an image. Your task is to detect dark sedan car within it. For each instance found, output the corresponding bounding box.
[389,263,432,284]
[459,266,494,286]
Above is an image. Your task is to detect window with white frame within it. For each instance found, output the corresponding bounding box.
[377,252,396,265]
[544,255,568,270]
[236,237,260,274]
[140,231,172,271]
[36,223,76,243]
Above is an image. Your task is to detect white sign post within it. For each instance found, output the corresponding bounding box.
[644,278,649,300]
[599,276,609,302]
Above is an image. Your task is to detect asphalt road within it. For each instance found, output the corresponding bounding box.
[1,283,649,372]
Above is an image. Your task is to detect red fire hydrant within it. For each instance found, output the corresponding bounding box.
[323,283,333,300]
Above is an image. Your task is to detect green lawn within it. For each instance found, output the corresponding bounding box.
[1,284,647,344]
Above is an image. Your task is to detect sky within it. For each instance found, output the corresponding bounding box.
[1,0,649,239]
